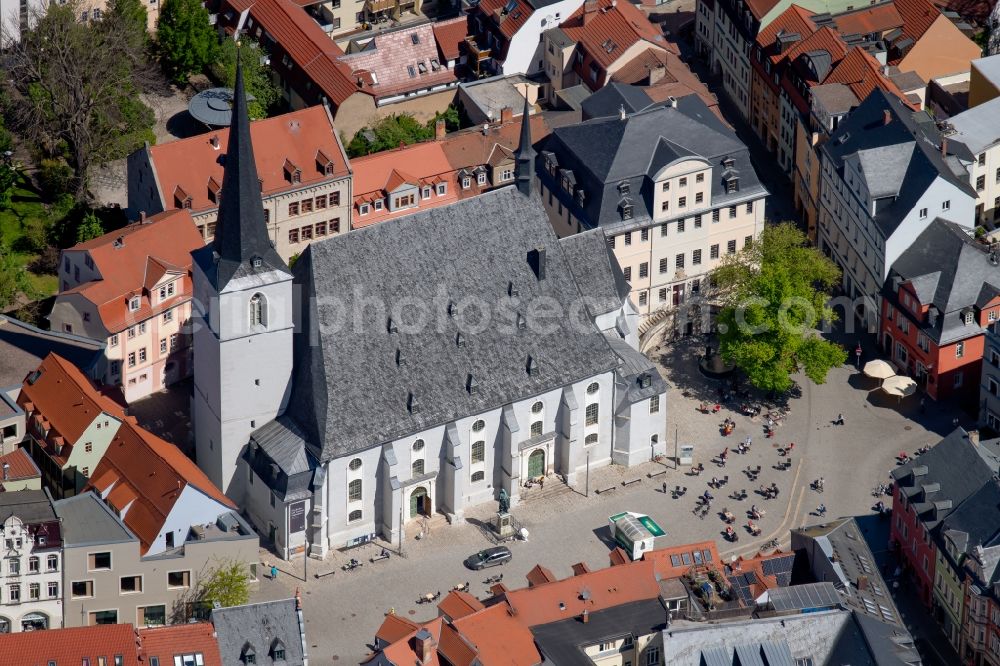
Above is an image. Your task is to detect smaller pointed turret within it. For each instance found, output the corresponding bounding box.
[515,94,536,197]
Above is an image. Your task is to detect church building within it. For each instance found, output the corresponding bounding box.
[191,60,668,559]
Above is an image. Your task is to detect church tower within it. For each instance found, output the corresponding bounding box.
[191,54,294,496]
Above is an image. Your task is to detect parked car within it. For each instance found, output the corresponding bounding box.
[464,546,512,570]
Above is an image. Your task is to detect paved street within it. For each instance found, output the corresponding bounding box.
[250,336,963,663]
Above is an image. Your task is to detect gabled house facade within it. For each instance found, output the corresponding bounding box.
[16,353,127,499]
[537,96,767,319]
[0,490,63,633]
[817,89,976,332]
[50,210,204,403]
[880,219,1000,401]
[126,105,352,263]
[466,0,586,76]
[540,0,670,97]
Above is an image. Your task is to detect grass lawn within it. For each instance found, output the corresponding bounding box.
[0,172,62,300]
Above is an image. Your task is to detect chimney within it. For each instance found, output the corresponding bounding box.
[857,575,869,591]
[529,247,546,280]
[435,118,446,140]
[941,138,948,156]
[584,0,597,13]
[500,106,513,123]
[969,429,980,446]
[668,95,677,108]
[619,104,626,120]
[2,463,8,480]
[210,135,220,150]
[928,306,939,327]
[883,109,891,126]
[139,211,147,224]
[414,628,436,661]
[482,123,490,136]
[581,609,590,623]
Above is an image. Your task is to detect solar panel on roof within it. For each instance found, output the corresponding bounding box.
[762,554,794,579]
[503,0,516,12]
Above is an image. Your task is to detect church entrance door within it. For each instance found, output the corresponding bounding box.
[527,449,545,478]
[410,486,429,518]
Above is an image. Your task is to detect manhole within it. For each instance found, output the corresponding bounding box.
[904,425,912,430]
[408,609,416,615]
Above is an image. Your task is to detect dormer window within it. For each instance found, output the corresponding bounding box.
[283,159,302,184]
[208,177,222,204]
[617,181,630,195]
[128,296,141,312]
[965,311,975,325]
[241,643,256,665]
[173,186,192,210]
[722,157,735,169]
[620,200,633,220]
[270,639,286,662]
[316,149,336,176]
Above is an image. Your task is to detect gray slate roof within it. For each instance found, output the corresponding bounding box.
[0,489,55,524]
[212,598,305,666]
[884,219,1000,345]
[891,427,1000,531]
[540,95,766,234]
[245,416,318,501]
[558,228,630,318]
[947,96,1000,157]
[603,334,666,403]
[530,598,666,665]
[821,89,976,238]
[792,518,905,628]
[287,186,623,461]
[939,480,1000,586]
[581,82,654,121]
[54,491,136,546]
[0,315,104,389]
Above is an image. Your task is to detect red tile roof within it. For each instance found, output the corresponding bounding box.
[60,210,203,335]
[895,0,941,40]
[0,447,41,482]
[831,3,903,36]
[437,590,485,620]
[504,559,661,627]
[824,46,917,108]
[440,114,550,170]
[375,612,421,645]
[225,0,360,106]
[745,0,783,20]
[0,624,141,665]
[339,23,457,100]
[451,603,541,665]
[17,353,127,454]
[477,0,533,40]
[148,106,348,216]
[433,16,470,62]
[139,623,223,666]
[561,0,667,70]
[88,420,235,553]
[755,5,816,55]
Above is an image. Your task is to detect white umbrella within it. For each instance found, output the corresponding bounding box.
[882,375,917,399]
[863,360,896,381]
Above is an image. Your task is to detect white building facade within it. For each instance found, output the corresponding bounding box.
[817,90,976,331]
[0,491,62,633]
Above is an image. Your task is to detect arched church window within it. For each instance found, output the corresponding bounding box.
[249,293,267,328]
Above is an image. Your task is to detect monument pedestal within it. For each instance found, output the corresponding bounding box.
[492,512,514,539]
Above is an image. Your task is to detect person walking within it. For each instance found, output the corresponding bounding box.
[818,503,827,516]
[662,481,667,494]
[818,477,825,493]
[835,413,845,425]
[270,565,278,580]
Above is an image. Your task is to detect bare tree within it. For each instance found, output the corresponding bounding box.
[5,0,154,201]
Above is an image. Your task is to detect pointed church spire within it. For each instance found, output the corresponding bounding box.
[210,47,287,289]
[515,93,536,197]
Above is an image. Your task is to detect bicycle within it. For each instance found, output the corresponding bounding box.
[760,538,779,551]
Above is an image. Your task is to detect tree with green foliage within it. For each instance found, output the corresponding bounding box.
[211,39,280,120]
[0,244,35,310]
[109,0,149,50]
[345,113,435,157]
[712,223,847,393]
[196,559,251,609]
[431,105,461,133]
[0,164,16,210]
[75,212,104,243]
[6,0,155,201]
[157,0,219,84]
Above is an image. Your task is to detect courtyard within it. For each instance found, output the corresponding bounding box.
[249,333,965,663]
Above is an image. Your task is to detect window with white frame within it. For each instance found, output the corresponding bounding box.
[585,403,599,426]
[471,441,485,463]
[649,395,660,414]
[437,183,447,195]
[348,479,362,502]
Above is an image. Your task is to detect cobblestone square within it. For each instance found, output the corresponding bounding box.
[250,335,964,663]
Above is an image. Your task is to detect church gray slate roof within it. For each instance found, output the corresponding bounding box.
[212,599,305,666]
[287,186,627,461]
